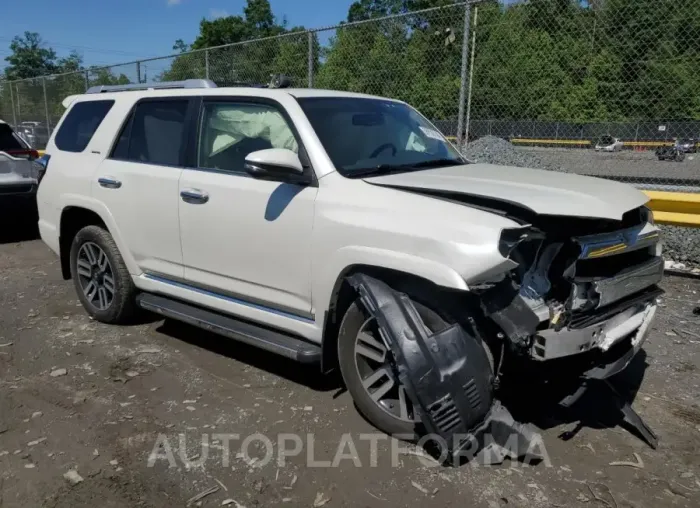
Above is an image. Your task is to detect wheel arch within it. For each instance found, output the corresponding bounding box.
[58,203,136,280]
[319,262,468,374]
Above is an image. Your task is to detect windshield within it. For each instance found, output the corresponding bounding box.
[297,97,463,177]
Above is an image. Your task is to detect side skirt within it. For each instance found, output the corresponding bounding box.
[137,293,321,364]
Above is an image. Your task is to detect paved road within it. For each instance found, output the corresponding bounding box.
[1,229,699,507]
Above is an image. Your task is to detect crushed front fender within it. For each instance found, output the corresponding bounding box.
[348,274,542,463]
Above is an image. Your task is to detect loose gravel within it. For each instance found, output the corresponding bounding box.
[462,136,700,267]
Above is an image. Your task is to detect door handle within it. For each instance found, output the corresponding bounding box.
[98,177,122,189]
[180,189,209,204]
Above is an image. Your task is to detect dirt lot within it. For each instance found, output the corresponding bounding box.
[1,226,700,508]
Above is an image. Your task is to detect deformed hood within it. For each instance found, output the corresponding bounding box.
[363,163,648,220]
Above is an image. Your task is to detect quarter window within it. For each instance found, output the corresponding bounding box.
[55,100,114,152]
[197,102,298,172]
[112,100,188,166]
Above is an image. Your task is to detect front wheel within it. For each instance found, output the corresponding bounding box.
[69,225,137,324]
[337,298,450,436]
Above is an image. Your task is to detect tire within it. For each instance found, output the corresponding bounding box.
[337,298,449,437]
[69,225,137,324]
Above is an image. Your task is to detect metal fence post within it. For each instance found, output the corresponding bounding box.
[9,80,18,127]
[308,31,314,88]
[456,2,472,147]
[464,5,479,147]
[43,77,51,135]
[136,62,142,84]
[205,49,210,79]
[84,71,89,91]
[15,84,21,123]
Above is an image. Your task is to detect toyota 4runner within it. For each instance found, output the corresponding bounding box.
[37,79,663,460]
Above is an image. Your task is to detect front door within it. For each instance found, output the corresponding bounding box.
[178,98,317,319]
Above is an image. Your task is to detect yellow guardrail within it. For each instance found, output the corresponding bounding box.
[644,191,700,227]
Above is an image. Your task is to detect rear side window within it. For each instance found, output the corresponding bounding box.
[111,100,188,166]
[55,100,114,152]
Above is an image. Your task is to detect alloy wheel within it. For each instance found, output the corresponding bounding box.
[76,242,115,311]
[353,317,420,424]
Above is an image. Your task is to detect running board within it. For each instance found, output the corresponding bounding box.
[136,293,321,364]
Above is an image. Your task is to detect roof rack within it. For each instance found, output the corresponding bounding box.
[86,79,217,94]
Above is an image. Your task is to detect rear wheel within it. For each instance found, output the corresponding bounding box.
[337,298,449,436]
[70,225,137,324]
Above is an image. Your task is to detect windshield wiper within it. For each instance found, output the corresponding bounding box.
[349,158,464,177]
[406,157,465,168]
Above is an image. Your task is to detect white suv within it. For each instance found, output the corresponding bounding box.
[37,79,663,455]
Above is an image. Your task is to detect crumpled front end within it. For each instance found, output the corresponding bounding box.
[480,205,662,377]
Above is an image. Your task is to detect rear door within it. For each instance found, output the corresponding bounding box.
[94,98,196,279]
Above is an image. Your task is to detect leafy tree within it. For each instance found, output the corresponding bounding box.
[163,0,303,85]
[4,32,57,80]
[173,39,190,53]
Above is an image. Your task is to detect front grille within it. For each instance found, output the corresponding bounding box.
[574,248,655,279]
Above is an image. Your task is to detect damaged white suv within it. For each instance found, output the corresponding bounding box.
[37,79,662,459]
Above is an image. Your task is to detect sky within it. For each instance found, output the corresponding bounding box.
[0,0,353,69]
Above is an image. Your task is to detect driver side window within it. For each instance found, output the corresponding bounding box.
[197,102,299,173]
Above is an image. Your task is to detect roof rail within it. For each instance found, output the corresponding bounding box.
[86,79,217,94]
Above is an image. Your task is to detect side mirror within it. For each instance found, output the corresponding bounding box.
[244,148,309,184]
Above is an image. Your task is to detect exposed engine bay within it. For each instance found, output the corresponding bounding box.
[481,205,662,367]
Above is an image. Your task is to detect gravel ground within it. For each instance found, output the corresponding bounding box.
[1,226,700,507]
[463,136,700,268]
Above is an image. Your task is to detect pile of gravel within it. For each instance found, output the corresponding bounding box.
[460,136,700,268]
[461,135,561,172]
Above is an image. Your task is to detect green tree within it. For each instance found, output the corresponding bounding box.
[4,32,57,80]
[162,0,303,85]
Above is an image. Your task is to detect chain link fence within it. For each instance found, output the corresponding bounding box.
[1,0,699,189]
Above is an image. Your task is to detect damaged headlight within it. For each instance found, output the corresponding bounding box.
[498,226,543,260]
[498,227,547,282]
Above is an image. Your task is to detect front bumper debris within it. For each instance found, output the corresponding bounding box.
[532,301,657,361]
[570,256,663,312]
[348,274,542,464]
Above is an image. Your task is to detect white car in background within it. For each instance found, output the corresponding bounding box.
[36,79,663,460]
[594,134,624,152]
[0,119,40,201]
